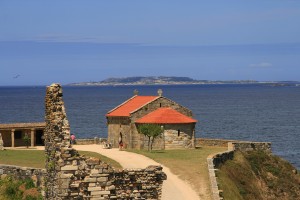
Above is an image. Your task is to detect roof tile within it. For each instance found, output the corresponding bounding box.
[106,96,159,117]
[135,107,197,124]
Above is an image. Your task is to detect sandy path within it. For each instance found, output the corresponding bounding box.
[73,145,200,200]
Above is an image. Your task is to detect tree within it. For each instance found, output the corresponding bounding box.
[23,133,31,148]
[138,124,163,151]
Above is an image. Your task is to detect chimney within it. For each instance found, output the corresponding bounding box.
[133,89,139,95]
[157,89,163,96]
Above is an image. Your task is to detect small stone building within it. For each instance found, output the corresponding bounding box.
[0,122,45,147]
[106,90,197,149]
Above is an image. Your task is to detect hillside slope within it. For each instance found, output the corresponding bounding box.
[217,151,300,200]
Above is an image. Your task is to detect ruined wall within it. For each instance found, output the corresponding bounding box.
[44,83,166,199]
[0,164,45,188]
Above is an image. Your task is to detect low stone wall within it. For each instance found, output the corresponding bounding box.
[196,138,239,147]
[207,141,272,200]
[207,150,234,200]
[75,137,106,145]
[229,141,271,153]
[0,164,45,188]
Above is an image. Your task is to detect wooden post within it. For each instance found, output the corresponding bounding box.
[11,129,15,147]
[31,129,35,147]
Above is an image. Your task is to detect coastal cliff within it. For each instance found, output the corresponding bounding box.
[217,150,300,200]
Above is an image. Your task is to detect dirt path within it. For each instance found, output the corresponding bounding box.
[73,145,200,200]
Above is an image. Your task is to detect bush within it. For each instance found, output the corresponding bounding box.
[0,176,41,200]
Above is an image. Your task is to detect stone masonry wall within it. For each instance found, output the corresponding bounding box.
[229,141,272,153]
[0,164,45,188]
[195,138,239,147]
[44,83,166,199]
[75,137,104,145]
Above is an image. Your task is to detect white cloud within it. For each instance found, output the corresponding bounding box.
[249,62,273,68]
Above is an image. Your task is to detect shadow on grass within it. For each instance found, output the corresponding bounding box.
[150,150,165,154]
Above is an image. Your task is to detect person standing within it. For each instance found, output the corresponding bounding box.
[70,133,76,144]
[119,140,123,151]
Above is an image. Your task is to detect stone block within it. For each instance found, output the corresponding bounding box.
[59,173,74,179]
[61,165,78,171]
[107,185,115,190]
[84,177,97,182]
[97,177,108,182]
[91,190,110,195]
[86,158,100,165]
[88,186,103,191]
[89,183,96,187]
[91,169,99,174]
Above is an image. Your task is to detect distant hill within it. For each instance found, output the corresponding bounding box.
[67,76,260,86]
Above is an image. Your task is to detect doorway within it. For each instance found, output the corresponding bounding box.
[36,130,44,146]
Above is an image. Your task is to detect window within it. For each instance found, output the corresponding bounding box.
[15,131,22,139]
[177,130,180,137]
[160,103,162,107]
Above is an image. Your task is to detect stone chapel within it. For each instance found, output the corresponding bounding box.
[106,90,197,150]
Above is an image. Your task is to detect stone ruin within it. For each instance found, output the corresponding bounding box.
[44,83,166,199]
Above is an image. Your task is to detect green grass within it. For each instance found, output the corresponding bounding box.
[79,150,122,169]
[0,150,45,168]
[128,146,227,200]
[0,150,122,169]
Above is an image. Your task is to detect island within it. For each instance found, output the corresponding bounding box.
[67,76,260,86]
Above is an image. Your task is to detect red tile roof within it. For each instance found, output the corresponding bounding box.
[106,95,159,117]
[135,107,197,124]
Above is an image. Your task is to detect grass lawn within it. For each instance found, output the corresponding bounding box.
[0,149,122,169]
[128,146,227,200]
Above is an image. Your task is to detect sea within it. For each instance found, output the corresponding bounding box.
[0,84,299,169]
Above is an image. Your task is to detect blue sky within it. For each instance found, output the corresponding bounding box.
[0,1,300,85]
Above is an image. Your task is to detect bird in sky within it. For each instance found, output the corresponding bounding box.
[13,74,20,79]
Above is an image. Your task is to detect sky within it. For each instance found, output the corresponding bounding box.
[0,0,300,85]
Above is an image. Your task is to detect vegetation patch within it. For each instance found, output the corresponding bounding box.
[0,176,42,200]
[217,151,300,200]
